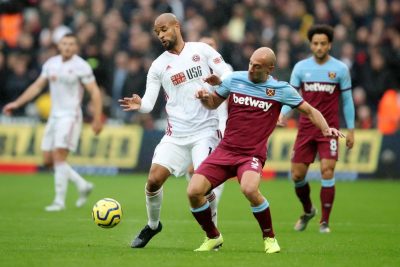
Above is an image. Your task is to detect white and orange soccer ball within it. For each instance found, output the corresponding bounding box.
[92,198,122,228]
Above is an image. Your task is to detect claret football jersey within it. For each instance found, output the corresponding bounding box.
[216,71,303,162]
[290,56,351,134]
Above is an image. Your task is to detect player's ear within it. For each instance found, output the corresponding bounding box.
[268,64,275,73]
[174,21,181,31]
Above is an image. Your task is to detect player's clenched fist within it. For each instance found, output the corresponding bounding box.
[119,94,142,111]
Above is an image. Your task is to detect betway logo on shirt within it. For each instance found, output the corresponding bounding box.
[232,94,272,112]
[170,66,202,86]
[303,82,336,94]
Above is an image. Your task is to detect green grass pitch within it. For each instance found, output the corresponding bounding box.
[0,173,399,267]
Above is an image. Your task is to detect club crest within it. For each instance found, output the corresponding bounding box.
[328,72,336,79]
[213,56,223,64]
[192,54,200,62]
[266,88,275,96]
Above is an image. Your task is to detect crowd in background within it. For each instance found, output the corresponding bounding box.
[0,0,399,132]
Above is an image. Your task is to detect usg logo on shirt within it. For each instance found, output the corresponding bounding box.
[170,66,202,86]
[232,93,272,112]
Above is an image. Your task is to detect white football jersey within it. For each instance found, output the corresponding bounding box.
[139,42,232,137]
[40,55,95,118]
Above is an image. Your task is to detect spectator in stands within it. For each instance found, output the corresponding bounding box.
[0,0,399,128]
[0,51,7,109]
[378,88,400,135]
[110,51,129,119]
[360,49,398,112]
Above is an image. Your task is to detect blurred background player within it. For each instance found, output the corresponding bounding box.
[2,33,103,211]
[279,24,355,233]
[189,47,344,252]
[119,13,232,248]
[185,36,234,213]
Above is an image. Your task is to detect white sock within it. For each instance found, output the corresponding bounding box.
[53,162,69,206]
[213,184,224,206]
[65,163,88,191]
[146,184,163,230]
[206,191,218,226]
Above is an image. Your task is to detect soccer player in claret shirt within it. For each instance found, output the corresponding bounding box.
[188,47,344,252]
[119,13,232,248]
[279,24,355,233]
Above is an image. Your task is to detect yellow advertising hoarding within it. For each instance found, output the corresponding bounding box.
[267,128,382,173]
[0,124,143,168]
[0,124,382,173]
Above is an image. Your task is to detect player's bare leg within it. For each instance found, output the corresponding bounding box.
[188,174,223,251]
[131,164,170,248]
[319,159,336,233]
[43,151,53,169]
[186,165,223,226]
[240,170,280,253]
[185,164,222,225]
[292,162,317,231]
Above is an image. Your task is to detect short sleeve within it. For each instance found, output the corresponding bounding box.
[282,84,303,107]
[40,61,49,79]
[78,61,95,84]
[289,63,301,88]
[340,65,352,91]
[216,73,233,99]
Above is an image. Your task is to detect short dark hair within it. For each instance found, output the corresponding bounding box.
[307,24,334,42]
[62,32,77,39]
[60,32,79,45]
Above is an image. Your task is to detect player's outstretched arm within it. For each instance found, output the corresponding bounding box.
[2,76,47,116]
[296,101,345,138]
[195,88,224,110]
[84,81,103,135]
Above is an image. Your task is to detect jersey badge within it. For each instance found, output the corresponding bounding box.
[328,72,336,79]
[266,88,275,96]
[192,54,200,62]
[213,56,223,64]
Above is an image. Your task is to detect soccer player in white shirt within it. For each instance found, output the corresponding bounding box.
[119,13,232,248]
[185,36,234,206]
[2,33,103,212]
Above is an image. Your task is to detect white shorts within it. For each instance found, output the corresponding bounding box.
[41,116,82,152]
[152,130,222,177]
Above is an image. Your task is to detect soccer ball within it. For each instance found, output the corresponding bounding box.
[92,198,122,228]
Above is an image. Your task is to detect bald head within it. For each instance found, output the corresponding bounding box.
[154,13,179,27]
[248,47,276,83]
[252,47,276,67]
[153,13,184,52]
